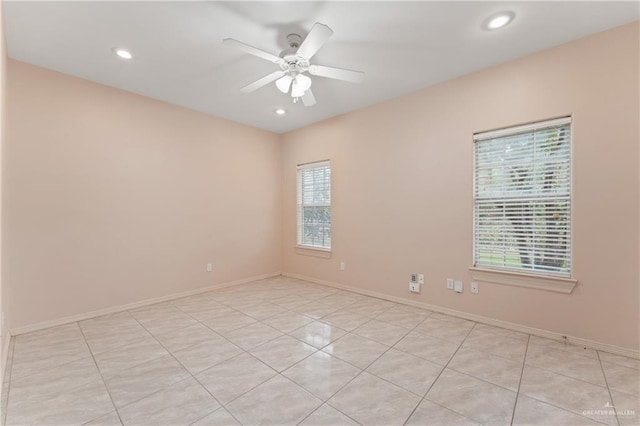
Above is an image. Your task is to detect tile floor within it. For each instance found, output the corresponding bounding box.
[2,276,638,426]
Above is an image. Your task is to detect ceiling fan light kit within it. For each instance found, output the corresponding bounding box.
[223,22,365,107]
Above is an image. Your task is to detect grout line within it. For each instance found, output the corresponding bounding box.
[402,322,479,426]
[77,322,125,426]
[597,351,621,426]
[509,334,530,425]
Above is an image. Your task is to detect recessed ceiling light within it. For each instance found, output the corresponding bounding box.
[274,108,286,115]
[485,12,515,30]
[112,48,133,60]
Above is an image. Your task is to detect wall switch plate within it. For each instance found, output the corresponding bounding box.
[411,274,418,283]
[340,262,346,271]
[454,280,463,293]
[471,282,479,294]
[206,263,213,272]
[409,282,421,293]
[447,278,454,290]
[418,274,424,284]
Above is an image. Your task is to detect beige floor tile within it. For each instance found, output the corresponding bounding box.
[283,351,361,400]
[192,408,240,426]
[353,320,409,346]
[139,315,200,336]
[519,365,616,425]
[263,311,315,333]
[322,333,389,369]
[427,368,517,426]
[414,317,475,344]
[602,362,640,396]
[367,349,443,396]
[103,354,190,408]
[250,335,317,372]
[375,308,428,329]
[470,323,529,341]
[6,380,114,426]
[117,377,219,426]
[528,336,597,359]
[222,322,283,350]
[328,372,421,425]
[129,303,185,322]
[526,343,606,387]
[11,325,91,379]
[598,352,640,370]
[195,353,277,405]
[173,337,243,374]
[393,331,459,365]
[406,399,481,426]
[292,301,339,320]
[513,394,604,425]
[235,302,287,320]
[200,311,257,334]
[449,346,523,391]
[347,303,393,318]
[83,410,123,425]
[226,375,322,425]
[94,337,168,378]
[321,310,371,331]
[462,332,528,362]
[300,404,359,426]
[271,295,314,309]
[189,306,236,323]
[8,357,102,403]
[288,321,347,349]
[170,295,223,314]
[611,390,640,426]
[82,323,152,355]
[153,323,222,353]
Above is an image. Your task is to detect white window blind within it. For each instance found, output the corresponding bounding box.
[297,161,331,250]
[473,117,572,277]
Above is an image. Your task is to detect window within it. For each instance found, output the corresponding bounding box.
[297,160,331,250]
[473,117,572,278]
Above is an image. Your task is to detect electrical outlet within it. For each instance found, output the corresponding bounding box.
[410,273,418,283]
[447,278,454,290]
[206,263,213,272]
[409,282,421,293]
[340,262,346,271]
[454,280,463,293]
[471,282,479,294]
[418,274,424,284]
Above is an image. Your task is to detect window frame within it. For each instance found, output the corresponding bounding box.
[470,117,577,293]
[296,160,332,252]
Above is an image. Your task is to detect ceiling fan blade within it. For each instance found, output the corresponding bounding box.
[297,23,334,60]
[240,71,285,93]
[301,89,316,107]
[309,65,365,84]
[223,38,284,64]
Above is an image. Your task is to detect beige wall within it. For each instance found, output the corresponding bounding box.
[281,23,639,351]
[5,60,282,329]
[0,0,7,375]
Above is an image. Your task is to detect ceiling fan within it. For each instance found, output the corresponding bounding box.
[223,23,365,106]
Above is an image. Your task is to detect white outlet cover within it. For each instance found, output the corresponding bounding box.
[447,278,454,290]
[454,280,463,293]
[206,263,213,272]
[471,282,479,294]
[418,274,424,284]
[340,262,346,271]
[409,282,421,293]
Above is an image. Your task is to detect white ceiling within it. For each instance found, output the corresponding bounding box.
[4,1,638,133]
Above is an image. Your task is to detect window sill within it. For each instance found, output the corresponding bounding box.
[296,246,332,259]
[468,267,577,294]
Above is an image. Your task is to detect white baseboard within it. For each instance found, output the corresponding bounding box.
[10,272,281,336]
[283,272,640,360]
